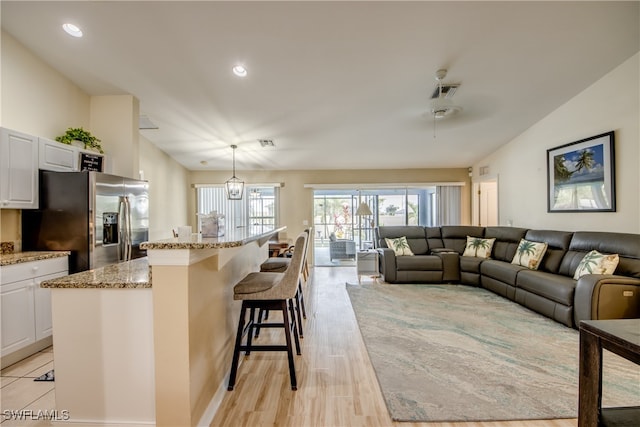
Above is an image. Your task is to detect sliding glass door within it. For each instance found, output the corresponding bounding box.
[312,187,443,266]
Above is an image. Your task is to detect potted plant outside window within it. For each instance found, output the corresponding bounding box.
[55,127,104,153]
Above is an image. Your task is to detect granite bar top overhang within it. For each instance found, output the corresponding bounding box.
[1,251,70,266]
[41,257,151,289]
[140,225,286,250]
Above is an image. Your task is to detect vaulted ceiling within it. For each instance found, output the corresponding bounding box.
[2,1,638,171]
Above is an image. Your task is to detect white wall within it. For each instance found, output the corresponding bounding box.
[90,95,140,179]
[190,168,471,241]
[1,30,90,138]
[140,135,189,240]
[473,53,640,233]
[0,30,189,243]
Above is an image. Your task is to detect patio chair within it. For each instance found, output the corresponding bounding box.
[329,232,356,261]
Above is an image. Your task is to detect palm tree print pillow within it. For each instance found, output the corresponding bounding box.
[384,236,414,256]
[573,250,619,280]
[511,239,548,270]
[461,236,496,259]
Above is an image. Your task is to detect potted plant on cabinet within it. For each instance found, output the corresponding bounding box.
[55,127,104,153]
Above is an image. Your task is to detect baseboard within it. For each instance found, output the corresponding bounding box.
[197,357,245,426]
[1,336,53,369]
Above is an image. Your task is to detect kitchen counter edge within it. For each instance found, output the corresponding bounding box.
[1,251,70,266]
[140,226,286,250]
[40,257,151,289]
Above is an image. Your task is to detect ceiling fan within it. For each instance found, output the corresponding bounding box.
[430,69,462,119]
[427,68,463,139]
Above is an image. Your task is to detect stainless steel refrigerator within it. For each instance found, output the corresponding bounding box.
[22,171,149,274]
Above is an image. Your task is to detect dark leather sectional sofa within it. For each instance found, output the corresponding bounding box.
[374,225,640,328]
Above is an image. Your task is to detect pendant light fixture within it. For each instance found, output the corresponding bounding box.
[225,145,244,200]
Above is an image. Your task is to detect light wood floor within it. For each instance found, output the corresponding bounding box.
[211,266,577,427]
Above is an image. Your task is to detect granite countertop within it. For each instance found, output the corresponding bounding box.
[141,225,286,250]
[0,251,70,266]
[41,257,151,289]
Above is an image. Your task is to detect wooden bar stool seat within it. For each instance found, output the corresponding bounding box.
[227,232,308,391]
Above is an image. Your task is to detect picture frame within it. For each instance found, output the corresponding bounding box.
[547,131,615,212]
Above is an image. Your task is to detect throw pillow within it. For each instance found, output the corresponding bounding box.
[573,250,620,279]
[462,236,496,259]
[511,239,548,270]
[385,236,414,256]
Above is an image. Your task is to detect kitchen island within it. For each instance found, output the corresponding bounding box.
[142,225,285,427]
[41,225,284,426]
[41,257,154,425]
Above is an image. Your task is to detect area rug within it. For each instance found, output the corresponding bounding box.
[346,283,640,422]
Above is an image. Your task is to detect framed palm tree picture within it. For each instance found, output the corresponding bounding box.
[547,131,615,212]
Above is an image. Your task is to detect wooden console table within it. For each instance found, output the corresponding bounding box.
[578,319,640,427]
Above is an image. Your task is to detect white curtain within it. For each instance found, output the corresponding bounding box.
[197,186,247,229]
[436,185,461,225]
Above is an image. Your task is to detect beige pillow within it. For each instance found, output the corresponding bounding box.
[385,236,414,256]
[511,239,548,270]
[462,236,495,259]
[573,250,619,279]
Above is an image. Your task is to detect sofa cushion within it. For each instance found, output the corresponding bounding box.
[462,237,495,259]
[560,232,640,279]
[460,256,483,274]
[525,230,573,273]
[396,255,442,271]
[511,239,548,270]
[485,226,528,262]
[425,227,444,251]
[481,259,527,284]
[385,236,415,256]
[376,226,428,255]
[573,250,619,279]
[516,270,576,306]
[441,225,484,253]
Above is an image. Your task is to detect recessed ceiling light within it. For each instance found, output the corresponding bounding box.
[232,65,247,77]
[62,23,83,38]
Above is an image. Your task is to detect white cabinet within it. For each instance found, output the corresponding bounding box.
[0,257,68,357]
[39,137,105,172]
[0,278,35,355]
[0,128,39,209]
[39,137,77,171]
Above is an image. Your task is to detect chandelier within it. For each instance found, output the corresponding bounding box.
[225,145,244,200]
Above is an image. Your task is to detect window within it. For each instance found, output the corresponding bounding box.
[196,185,279,230]
[311,186,459,266]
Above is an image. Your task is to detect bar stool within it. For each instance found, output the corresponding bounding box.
[259,228,311,335]
[227,232,307,391]
[260,227,311,281]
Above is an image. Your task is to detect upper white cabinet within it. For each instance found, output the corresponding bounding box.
[39,137,105,173]
[0,128,39,209]
[39,137,77,171]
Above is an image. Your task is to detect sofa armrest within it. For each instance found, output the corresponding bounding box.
[574,274,640,326]
[376,248,397,283]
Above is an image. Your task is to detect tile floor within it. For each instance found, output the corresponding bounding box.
[0,348,57,426]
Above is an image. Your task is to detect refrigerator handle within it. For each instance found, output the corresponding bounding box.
[124,196,132,261]
[118,196,126,262]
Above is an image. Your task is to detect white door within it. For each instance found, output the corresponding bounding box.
[473,179,499,226]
